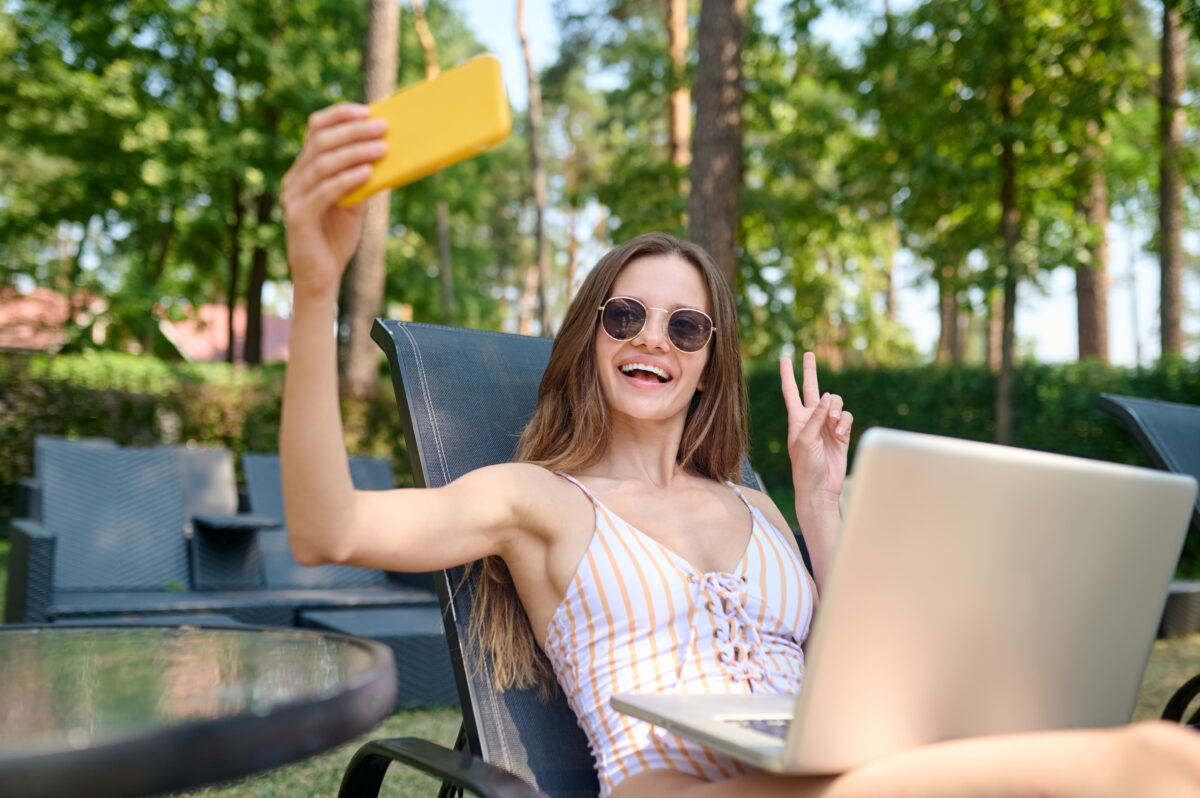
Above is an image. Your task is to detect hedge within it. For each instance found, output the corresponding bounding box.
[3,351,1198,573]
[0,351,412,523]
[746,356,1200,575]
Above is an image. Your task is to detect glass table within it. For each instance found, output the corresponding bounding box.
[0,624,397,798]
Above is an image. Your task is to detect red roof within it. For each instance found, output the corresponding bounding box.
[160,303,291,363]
[0,286,103,353]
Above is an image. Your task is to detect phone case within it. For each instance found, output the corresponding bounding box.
[339,54,512,206]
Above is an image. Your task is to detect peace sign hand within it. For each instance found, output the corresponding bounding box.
[780,353,854,511]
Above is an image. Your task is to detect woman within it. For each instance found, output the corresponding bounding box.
[280,103,1200,798]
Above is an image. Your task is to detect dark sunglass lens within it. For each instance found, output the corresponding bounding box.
[668,310,712,352]
[602,298,646,341]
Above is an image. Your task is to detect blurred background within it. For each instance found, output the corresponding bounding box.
[0,0,1198,533]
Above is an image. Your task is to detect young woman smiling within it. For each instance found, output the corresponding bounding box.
[280,102,1200,798]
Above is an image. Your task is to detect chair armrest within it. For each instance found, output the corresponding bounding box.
[192,513,282,534]
[338,737,549,798]
[189,515,272,591]
[7,518,58,623]
[16,476,40,521]
[1162,672,1200,727]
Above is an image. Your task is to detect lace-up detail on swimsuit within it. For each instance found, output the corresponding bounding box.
[542,475,816,797]
[687,572,766,686]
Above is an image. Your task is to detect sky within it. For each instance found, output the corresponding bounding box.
[455,0,1197,366]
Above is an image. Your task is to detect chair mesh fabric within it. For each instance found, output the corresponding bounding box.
[37,439,190,591]
[374,319,599,798]
[1098,394,1200,533]
[243,453,389,589]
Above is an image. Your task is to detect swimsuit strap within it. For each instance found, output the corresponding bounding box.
[556,471,597,503]
[725,480,755,510]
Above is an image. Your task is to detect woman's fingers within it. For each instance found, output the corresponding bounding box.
[797,394,832,446]
[303,102,372,141]
[287,119,387,203]
[836,410,854,438]
[780,357,805,421]
[802,351,820,407]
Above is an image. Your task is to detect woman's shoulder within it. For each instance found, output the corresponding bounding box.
[459,461,574,493]
[732,482,793,529]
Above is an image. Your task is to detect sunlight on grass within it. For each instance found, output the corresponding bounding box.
[1134,633,1200,721]
[171,707,462,798]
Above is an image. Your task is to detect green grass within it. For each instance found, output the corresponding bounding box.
[169,707,462,798]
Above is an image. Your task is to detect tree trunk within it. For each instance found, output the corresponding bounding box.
[344,0,399,397]
[667,0,691,169]
[1075,125,1109,363]
[244,190,274,365]
[565,207,579,297]
[517,0,551,334]
[985,288,1003,372]
[411,0,455,325]
[1159,0,1186,357]
[226,177,243,365]
[935,263,961,364]
[689,0,746,286]
[994,66,1019,446]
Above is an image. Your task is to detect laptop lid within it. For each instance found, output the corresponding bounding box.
[614,428,1198,774]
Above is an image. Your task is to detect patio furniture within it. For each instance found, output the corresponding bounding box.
[1097,393,1200,725]
[6,438,437,626]
[244,452,454,708]
[6,438,276,624]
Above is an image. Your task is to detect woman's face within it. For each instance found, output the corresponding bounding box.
[594,253,713,426]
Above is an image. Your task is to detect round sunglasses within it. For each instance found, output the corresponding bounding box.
[597,296,716,353]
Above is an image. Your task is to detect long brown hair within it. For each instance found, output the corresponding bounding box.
[469,232,749,693]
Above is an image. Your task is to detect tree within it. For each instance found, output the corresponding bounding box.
[343,0,399,397]
[667,0,691,170]
[1159,0,1187,357]
[518,0,551,334]
[689,0,746,286]
[410,0,456,325]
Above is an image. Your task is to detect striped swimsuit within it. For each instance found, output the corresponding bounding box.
[543,474,816,797]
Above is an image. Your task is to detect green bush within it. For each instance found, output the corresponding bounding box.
[0,352,411,522]
[746,356,1200,575]
[3,352,1198,573]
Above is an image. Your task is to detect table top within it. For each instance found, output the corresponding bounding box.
[0,624,397,798]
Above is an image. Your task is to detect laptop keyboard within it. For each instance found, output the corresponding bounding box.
[727,718,789,739]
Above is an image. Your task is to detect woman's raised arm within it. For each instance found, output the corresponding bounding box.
[277,104,534,575]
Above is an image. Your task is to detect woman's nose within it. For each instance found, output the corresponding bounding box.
[633,307,672,350]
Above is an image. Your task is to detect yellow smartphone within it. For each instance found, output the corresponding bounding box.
[339,54,513,206]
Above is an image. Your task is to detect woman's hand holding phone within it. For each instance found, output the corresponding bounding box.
[280,103,388,301]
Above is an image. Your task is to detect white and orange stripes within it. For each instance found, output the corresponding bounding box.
[543,474,815,797]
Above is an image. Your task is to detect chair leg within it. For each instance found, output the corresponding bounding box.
[437,722,469,798]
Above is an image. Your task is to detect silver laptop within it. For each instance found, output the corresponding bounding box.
[612,427,1198,774]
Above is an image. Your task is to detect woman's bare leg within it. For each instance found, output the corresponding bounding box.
[610,722,1200,798]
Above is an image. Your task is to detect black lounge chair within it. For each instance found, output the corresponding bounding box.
[341,320,775,797]
[337,320,597,797]
[1097,393,1200,724]
[1097,393,1200,638]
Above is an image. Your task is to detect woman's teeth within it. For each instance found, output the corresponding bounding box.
[620,363,670,383]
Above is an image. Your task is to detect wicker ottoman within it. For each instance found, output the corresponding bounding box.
[299,606,458,709]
